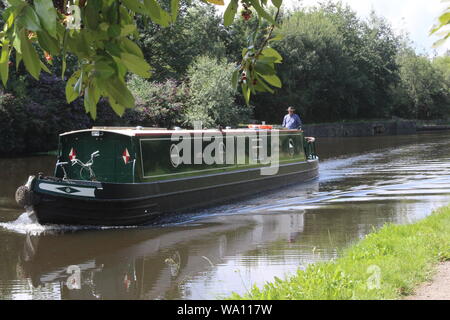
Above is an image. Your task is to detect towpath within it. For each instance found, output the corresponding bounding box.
[404,261,450,300]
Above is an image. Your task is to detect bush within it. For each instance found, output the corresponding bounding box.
[183,56,252,128]
[0,75,91,155]
[127,76,188,128]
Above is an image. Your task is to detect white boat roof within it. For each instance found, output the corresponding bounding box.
[60,126,301,137]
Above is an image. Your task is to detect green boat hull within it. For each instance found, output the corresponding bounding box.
[29,159,319,226]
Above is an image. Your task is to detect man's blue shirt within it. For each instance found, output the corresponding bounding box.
[282,114,302,129]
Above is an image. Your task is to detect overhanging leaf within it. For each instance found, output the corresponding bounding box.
[108,98,126,116]
[101,76,135,110]
[261,47,283,63]
[171,0,180,22]
[37,30,59,55]
[242,82,251,105]
[19,29,41,79]
[121,38,144,58]
[271,0,283,8]
[0,43,10,86]
[21,5,42,32]
[120,52,152,78]
[231,69,239,90]
[205,0,224,4]
[260,73,282,88]
[15,51,22,71]
[122,0,148,15]
[65,70,81,103]
[249,0,276,25]
[34,0,57,38]
[224,0,238,27]
[255,61,276,75]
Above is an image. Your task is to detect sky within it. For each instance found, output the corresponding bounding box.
[219,0,450,56]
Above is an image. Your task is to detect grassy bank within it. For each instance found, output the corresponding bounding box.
[230,206,450,300]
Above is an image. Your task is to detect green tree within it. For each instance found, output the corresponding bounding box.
[432,52,450,85]
[393,49,450,120]
[250,3,400,124]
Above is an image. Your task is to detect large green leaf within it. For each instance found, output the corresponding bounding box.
[255,74,274,93]
[171,0,180,22]
[144,0,171,27]
[108,25,122,38]
[144,0,161,20]
[65,70,81,103]
[37,30,59,55]
[255,61,275,75]
[12,36,21,54]
[260,73,282,88]
[120,24,137,37]
[34,0,57,38]
[0,43,10,86]
[241,82,251,105]
[101,76,135,110]
[84,83,100,119]
[223,0,238,27]
[94,59,116,79]
[108,98,126,116]
[439,12,450,25]
[271,0,283,8]
[4,3,27,29]
[261,47,282,63]
[120,53,152,78]
[249,0,276,25]
[15,51,22,71]
[7,0,25,6]
[205,0,224,4]
[21,6,42,32]
[73,70,83,95]
[231,69,239,90]
[19,29,41,79]
[122,0,148,15]
[40,60,51,73]
[84,2,100,30]
[121,38,144,58]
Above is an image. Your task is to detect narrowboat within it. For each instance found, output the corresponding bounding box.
[15,126,318,226]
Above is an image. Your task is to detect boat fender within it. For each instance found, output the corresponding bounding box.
[15,176,38,208]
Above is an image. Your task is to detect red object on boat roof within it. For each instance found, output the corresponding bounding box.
[247,124,273,129]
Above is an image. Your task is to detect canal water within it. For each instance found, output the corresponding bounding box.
[1,132,450,299]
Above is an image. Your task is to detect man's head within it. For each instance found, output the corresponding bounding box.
[287,106,295,114]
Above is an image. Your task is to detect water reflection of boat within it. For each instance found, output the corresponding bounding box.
[15,127,318,226]
[17,181,318,299]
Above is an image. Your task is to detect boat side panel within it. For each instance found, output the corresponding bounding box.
[137,131,307,182]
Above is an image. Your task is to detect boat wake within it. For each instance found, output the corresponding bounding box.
[0,213,56,235]
[0,212,138,235]
[170,142,450,224]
